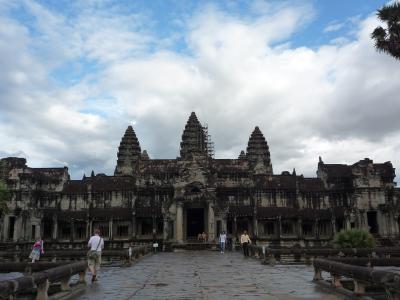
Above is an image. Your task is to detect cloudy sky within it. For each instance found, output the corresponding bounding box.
[0,0,399,180]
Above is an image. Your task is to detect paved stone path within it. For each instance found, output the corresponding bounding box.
[74,251,344,300]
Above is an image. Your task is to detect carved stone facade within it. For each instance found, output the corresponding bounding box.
[1,112,399,246]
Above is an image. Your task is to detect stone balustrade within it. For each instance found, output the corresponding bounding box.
[0,244,153,264]
[245,244,400,264]
[0,244,153,299]
[0,261,87,300]
[313,258,400,298]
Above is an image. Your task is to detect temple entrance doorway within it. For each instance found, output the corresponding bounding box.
[367,211,378,234]
[186,208,204,238]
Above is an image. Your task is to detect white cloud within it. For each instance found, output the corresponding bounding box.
[0,0,399,180]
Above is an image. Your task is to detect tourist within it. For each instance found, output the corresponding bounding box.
[197,232,202,242]
[219,231,227,253]
[29,237,44,263]
[201,231,207,243]
[87,228,104,283]
[240,230,251,257]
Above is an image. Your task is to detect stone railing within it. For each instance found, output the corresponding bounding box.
[313,258,400,298]
[0,244,153,264]
[0,244,153,299]
[246,244,400,264]
[0,261,87,300]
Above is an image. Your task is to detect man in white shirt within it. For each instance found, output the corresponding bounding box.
[219,231,227,253]
[87,229,104,282]
[240,230,251,257]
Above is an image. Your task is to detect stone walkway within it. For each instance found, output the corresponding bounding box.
[74,251,345,300]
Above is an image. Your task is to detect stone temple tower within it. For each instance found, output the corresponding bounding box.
[246,126,273,174]
[180,112,207,158]
[114,125,141,176]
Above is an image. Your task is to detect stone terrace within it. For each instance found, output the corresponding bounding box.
[73,251,345,300]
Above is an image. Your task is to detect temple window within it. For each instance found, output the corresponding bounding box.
[141,218,153,235]
[318,221,331,236]
[281,221,294,235]
[302,222,314,236]
[263,221,275,235]
[116,225,129,237]
[75,222,86,239]
[59,221,71,239]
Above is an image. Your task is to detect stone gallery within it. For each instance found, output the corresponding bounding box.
[0,112,398,246]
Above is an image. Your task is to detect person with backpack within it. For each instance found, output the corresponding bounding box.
[87,229,104,282]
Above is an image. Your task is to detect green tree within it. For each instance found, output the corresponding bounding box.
[0,180,10,217]
[333,229,376,248]
[371,2,400,60]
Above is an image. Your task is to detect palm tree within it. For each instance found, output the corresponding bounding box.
[371,2,400,60]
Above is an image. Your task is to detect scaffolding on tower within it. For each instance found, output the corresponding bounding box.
[202,123,215,159]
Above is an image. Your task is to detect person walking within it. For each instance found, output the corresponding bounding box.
[87,229,104,283]
[29,237,44,263]
[219,231,227,253]
[240,230,251,257]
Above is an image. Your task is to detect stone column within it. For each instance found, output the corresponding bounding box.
[208,202,215,242]
[252,217,258,238]
[131,214,137,240]
[297,218,303,239]
[277,216,281,239]
[109,218,113,240]
[222,217,227,233]
[163,217,169,241]
[70,219,75,242]
[52,214,58,240]
[176,203,183,243]
[13,217,22,242]
[315,219,319,239]
[331,217,336,237]
[233,216,237,238]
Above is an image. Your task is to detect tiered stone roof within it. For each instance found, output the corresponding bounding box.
[180,112,206,158]
[246,126,272,170]
[114,125,141,175]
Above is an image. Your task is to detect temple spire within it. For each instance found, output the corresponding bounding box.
[114,125,141,175]
[246,126,273,174]
[180,112,207,158]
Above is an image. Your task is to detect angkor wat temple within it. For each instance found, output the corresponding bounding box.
[1,112,399,247]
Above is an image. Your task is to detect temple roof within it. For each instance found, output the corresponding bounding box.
[180,112,207,158]
[246,126,271,165]
[115,125,141,175]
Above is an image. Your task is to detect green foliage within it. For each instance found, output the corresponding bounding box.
[0,180,10,217]
[371,2,400,60]
[333,229,376,249]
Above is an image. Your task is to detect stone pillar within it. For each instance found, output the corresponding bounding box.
[252,217,258,238]
[331,217,336,237]
[86,219,90,239]
[70,219,75,242]
[131,214,137,240]
[222,217,227,233]
[176,203,183,243]
[35,223,41,240]
[297,218,303,239]
[52,214,58,240]
[13,216,22,242]
[208,202,215,242]
[163,217,169,241]
[277,216,281,239]
[89,219,93,236]
[109,218,113,240]
[233,216,237,239]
